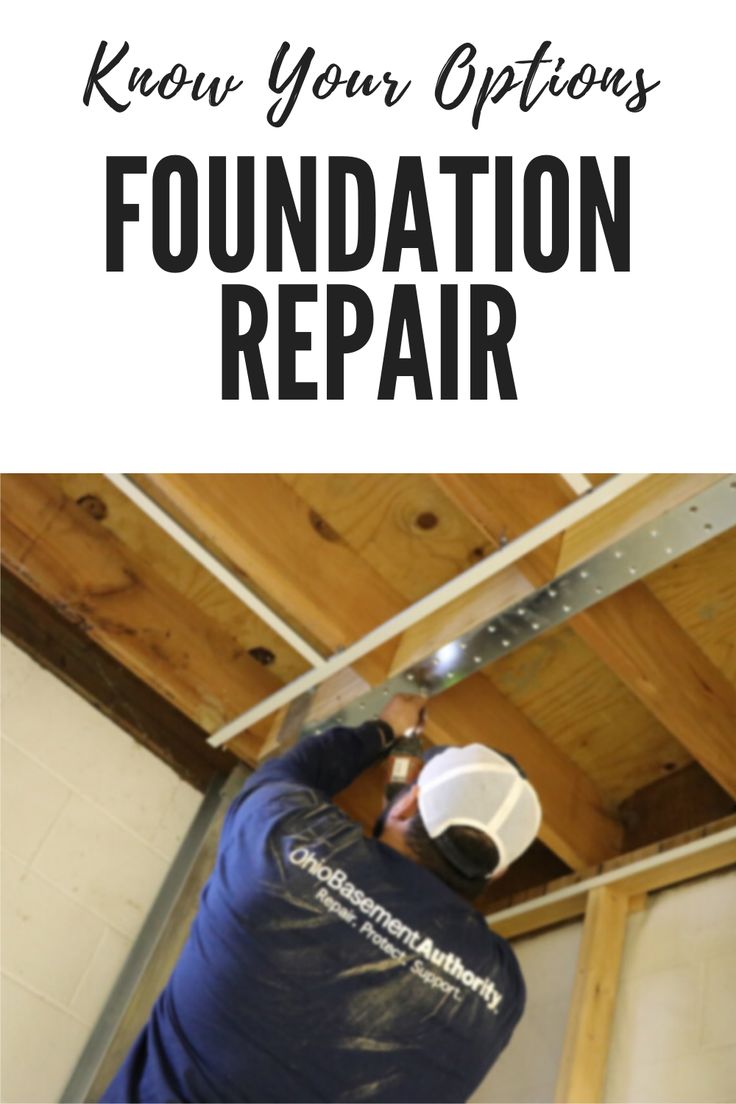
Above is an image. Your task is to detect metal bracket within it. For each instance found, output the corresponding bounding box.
[304,476,736,734]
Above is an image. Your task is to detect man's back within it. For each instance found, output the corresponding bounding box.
[102,724,526,1103]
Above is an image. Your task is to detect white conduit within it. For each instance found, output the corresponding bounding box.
[207,473,649,748]
[106,474,326,668]
[559,473,594,495]
[486,824,736,931]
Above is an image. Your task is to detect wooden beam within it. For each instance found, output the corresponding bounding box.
[644,528,736,684]
[434,474,736,798]
[488,815,736,939]
[0,474,277,756]
[620,762,734,850]
[555,887,629,1103]
[1,567,238,791]
[433,473,567,585]
[136,474,403,683]
[305,667,373,729]
[204,474,647,744]
[389,566,534,676]
[53,474,312,685]
[571,586,736,797]
[556,473,723,573]
[426,679,623,869]
[282,473,499,603]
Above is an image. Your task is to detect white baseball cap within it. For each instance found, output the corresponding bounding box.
[417,744,542,877]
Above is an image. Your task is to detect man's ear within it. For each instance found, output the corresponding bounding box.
[390,783,420,823]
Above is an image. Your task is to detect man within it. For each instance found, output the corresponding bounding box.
[102,695,541,1103]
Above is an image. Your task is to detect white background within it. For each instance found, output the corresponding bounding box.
[2,0,734,471]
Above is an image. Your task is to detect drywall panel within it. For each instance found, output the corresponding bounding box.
[0,638,201,1104]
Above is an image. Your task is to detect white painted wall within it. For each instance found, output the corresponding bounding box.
[470,921,582,1103]
[472,869,736,1104]
[0,638,201,1104]
[604,869,736,1103]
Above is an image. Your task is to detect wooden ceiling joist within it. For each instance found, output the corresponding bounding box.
[50,473,312,687]
[0,474,277,757]
[555,473,723,572]
[135,472,405,684]
[197,474,648,743]
[108,473,326,667]
[484,624,691,805]
[433,473,736,796]
[1,567,236,791]
[243,492,636,868]
[571,586,736,797]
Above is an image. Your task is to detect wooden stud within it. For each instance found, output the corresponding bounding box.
[554,887,630,1103]
[627,892,648,914]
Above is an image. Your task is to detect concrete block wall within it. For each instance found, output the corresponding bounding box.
[472,868,736,1103]
[470,921,582,1103]
[604,868,736,1103]
[1,638,201,1104]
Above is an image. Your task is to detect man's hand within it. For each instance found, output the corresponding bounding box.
[379,694,428,738]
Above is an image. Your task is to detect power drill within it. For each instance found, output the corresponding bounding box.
[384,706,427,802]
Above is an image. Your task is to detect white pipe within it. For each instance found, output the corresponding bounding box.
[208,473,649,747]
[486,824,736,930]
[106,474,326,668]
[560,473,594,495]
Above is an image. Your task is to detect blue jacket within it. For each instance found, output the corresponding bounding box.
[101,722,525,1103]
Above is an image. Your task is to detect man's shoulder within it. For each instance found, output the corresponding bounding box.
[224,771,362,847]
